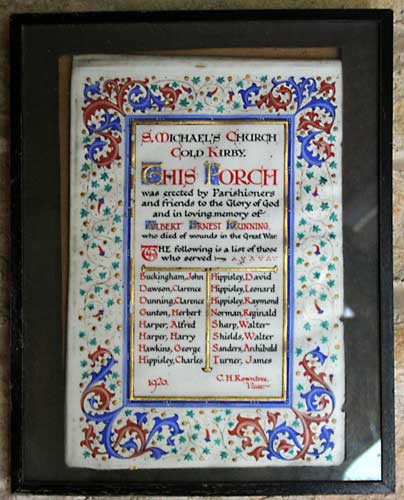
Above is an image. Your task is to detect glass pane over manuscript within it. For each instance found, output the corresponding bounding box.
[66,56,344,469]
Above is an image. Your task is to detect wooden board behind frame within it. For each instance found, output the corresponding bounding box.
[10,9,394,496]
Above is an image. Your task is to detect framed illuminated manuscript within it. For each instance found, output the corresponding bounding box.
[11,9,394,496]
[67,56,344,467]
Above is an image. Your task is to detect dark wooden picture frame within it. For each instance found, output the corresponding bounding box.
[10,9,394,496]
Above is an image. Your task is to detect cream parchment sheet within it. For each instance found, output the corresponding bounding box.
[66,56,344,469]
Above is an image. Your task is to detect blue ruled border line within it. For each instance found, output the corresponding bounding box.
[122,114,294,408]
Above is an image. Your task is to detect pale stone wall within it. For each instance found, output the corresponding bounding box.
[1,1,402,499]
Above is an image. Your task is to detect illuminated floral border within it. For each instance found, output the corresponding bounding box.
[76,70,342,465]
